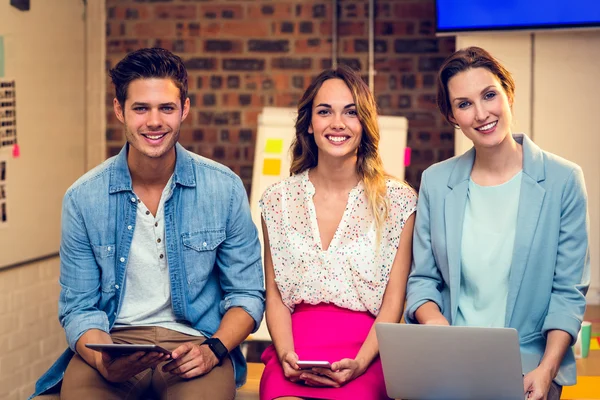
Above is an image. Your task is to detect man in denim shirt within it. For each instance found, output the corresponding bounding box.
[32,48,265,399]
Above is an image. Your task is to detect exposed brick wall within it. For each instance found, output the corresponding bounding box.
[0,258,67,399]
[105,0,455,191]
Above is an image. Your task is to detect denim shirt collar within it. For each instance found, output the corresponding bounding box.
[108,142,197,194]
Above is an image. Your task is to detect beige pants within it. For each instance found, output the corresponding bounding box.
[60,326,235,400]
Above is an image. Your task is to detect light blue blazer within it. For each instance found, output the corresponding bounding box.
[405,134,590,385]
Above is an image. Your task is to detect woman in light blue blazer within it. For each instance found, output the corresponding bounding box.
[405,47,590,400]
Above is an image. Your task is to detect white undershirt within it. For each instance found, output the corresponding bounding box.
[114,176,202,337]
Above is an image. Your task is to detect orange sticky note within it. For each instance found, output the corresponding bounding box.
[262,158,281,176]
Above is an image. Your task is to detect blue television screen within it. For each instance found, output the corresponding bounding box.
[436,0,600,33]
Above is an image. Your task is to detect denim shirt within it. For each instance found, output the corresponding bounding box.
[31,143,265,398]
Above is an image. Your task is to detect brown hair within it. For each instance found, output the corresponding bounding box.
[437,46,515,125]
[290,65,392,242]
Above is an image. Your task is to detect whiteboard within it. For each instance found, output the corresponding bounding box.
[249,107,408,340]
[0,1,86,269]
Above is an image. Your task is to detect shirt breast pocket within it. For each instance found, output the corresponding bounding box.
[92,244,116,293]
[181,229,225,284]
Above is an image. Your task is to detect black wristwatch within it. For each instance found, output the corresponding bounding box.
[201,337,228,365]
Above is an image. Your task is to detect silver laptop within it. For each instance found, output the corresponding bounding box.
[375,323,524,400]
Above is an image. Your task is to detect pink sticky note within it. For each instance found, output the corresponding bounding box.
[404,147,411,167]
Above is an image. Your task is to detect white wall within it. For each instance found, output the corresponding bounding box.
[454,31,600,304]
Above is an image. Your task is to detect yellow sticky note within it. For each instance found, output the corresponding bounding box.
[262,158,281,176]
[265,138,283,154]
[591,338,600,351]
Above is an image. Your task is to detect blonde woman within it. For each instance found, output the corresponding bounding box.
[259,65,416,400]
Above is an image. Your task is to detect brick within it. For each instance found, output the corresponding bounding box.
[417,93,437,109]
[204,40,243,53]
[338,22,366,35]
[418,56,447,72]
[239,128,254,143]
[106,21,127,37]
[419,20,434,35]
[276,21,295,34]
[272,57,312,70]
[210,76,223,89]
[401,74,416,89]
[198,112,241,126]
[375,2,392,18]
[313,4,329,18]
[185,58,217,71]
[375,57,414,73]
[341,2,367,18]
[394,2,435,19]
[398,94,412,109]
[248,40,290,53]
[200,5,244,19]
[240,166,253,180]
[153,38,196,53]
[239,94,263,107]
[248,3,293,19]
[220,129,230,142]
[178,127,193,143]
[202,93,216,107]
[276,92,301,107]
[223,59,266,72]
[222,93,237,107]
[354,39,388,53]
[319,21,332,36]
[377,94,392,109]
[192,128,217,142]
[213,146,226,160]
[338,58,363,72]
[133,22,174,38]
[155,4,197,19]
[243,109,261,125]
[295,38,331,54]
[402,111,438,127]
[176,22,202,37]
[375,21,416,36]
[299,21,314,34]
[106,128,123,141]
[423,73,436,88]
[221,22,269,37]
[395,39,439,53]
[226,75,240,89]
[292,76,305,89]
[108,5,150,20]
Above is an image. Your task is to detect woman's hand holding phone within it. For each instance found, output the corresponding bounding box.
[299,357,366,388]
[279,350,304,383]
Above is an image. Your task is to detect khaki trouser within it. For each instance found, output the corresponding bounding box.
[60,326,235,400]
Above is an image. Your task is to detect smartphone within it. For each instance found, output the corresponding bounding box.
[296,360,332,369]
[85,343,172,357]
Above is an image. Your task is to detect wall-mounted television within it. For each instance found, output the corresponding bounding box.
[436,0,600,33]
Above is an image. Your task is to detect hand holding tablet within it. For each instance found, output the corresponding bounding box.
[86,343,172,357]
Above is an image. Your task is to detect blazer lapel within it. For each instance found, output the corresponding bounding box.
[445,148,475,323]
[505,134,546,326]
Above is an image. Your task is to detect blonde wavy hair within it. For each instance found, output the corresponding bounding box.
[290,65,392,242]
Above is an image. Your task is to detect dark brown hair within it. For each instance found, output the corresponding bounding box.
[437,46,515,125]
[109,48,188,108]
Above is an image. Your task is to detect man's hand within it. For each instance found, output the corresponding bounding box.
[162,342,219,379]
[523,365,554,400]
[300,358,366,387]
[97,351,169,383]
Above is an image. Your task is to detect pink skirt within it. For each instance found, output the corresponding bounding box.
[259,303,391,400]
